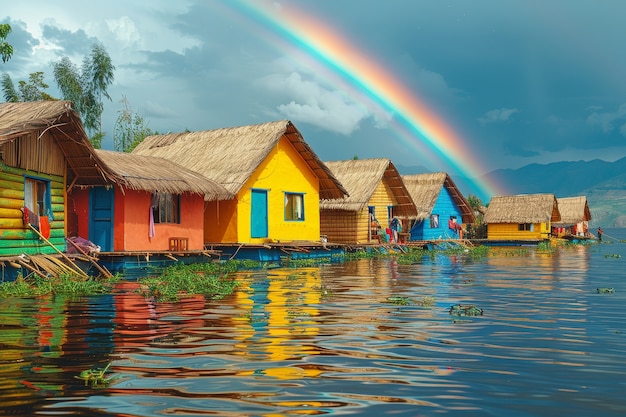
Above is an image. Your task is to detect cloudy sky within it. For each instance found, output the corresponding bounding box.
[2,1,626,197]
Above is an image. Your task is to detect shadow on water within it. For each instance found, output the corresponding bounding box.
[1,232,626,416]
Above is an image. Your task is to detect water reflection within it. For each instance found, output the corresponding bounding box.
[1,239,625,416]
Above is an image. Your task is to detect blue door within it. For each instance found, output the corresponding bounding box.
[251,189,268,238]
[89,187,114,252]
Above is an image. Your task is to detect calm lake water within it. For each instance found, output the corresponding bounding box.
[1,230,625,417]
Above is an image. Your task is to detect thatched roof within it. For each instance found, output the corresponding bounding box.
[0,100,116,186]
[401,172,476,223]
[553,196,591,226]
[95,150,234,201]
[132,120,348,200]
[483,193,561,224]
[320,158,417,216]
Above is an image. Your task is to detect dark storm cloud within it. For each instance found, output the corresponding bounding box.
[3,1,626,174]
[41,24,98,56]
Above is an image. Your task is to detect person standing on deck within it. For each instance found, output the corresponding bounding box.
[597,227,603,241]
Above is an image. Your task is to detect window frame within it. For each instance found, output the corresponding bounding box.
[152,193,181,224]
[518,223,533,231]
[24,176,51,217]
[284,192,305,222]
[430,214,440,228]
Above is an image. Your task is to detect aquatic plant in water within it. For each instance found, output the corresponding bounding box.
[137,263,239,302]
[449,304,483,316]
[75,362,113,387]
[0,274,120,298]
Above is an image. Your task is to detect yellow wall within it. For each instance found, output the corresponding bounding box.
[487,222,551,240]
[206,136,321,244]
[320,178,398,244]
[204,199,238,243]
[360,180,397,242]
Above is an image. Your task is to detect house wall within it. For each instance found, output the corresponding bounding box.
[218,135,321,244]
[487,222,551,240]
[114,189,206,251]
[204,199,238,243]
[70,187,206,251]
[320,210,359,243]
[0,157,66,256]
[68,188,90,239]
[361,179,398,243]
[410,187,463,241]
[321,179,398,244]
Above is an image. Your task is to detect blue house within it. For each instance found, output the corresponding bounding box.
[401,172,475,241]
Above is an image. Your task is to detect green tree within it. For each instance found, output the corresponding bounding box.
[1,72,55,102]
[0,23,13,63]
[466,194,484,212]
[114,96,154,152]
[51,43,115,147]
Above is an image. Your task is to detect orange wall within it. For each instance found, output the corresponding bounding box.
[115,189,206,251]
[68,187,206,251]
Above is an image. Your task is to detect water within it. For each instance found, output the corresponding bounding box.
[1,229,626,416]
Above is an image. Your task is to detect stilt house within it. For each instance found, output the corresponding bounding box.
[483,193,561,241]
[0,101,115,256]
[401,172,475,241]
[132,120,347,244]
[552,196,592,238]
[68,150,234,252]
[320,158,417,244]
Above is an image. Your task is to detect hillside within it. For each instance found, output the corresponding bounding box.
[480,157,626,227]
[397,158,626,227]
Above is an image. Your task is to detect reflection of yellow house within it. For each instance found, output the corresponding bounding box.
[483,194,561,241]
[320,158,417,244]
[232,268,323,380]
[133,121,347,244]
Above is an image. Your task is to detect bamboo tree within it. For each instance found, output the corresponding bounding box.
[1,72,55,102]
[51,43,115,147]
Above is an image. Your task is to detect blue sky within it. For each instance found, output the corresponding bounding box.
[2,1,626,188]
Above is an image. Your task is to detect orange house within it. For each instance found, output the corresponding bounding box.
[68,150,233,252]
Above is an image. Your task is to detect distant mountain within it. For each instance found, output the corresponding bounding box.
[480,157,626,227]
[396,158,626,227]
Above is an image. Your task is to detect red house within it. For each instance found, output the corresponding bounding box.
[68,150,233,252]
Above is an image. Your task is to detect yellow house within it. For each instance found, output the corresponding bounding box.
[483,194,561,241]
[132,120,347,244]
[320,158,417,244]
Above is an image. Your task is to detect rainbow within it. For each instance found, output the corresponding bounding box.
[228,1,506,199]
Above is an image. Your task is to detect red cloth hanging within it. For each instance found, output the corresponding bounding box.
[39,216,51,239]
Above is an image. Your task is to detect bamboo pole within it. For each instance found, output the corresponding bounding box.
[27,224,88,278]
[66,237,113,278]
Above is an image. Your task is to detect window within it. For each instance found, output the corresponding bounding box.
[284,193,304,221]
[24,177,50,216]
[430,214,440,228]
[518,223,533,231]
[152,193,180,224]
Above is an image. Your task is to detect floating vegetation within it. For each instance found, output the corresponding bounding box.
[281,257,333,268]
[449,304,483,317]
[75,362,114,387]
[604,254,621,258]
[137,263,239,302]
[536,241,555,253]
[417,296,436,306]
[0,273,121,299]
[385,296,411,305]
[597,287,615,294]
